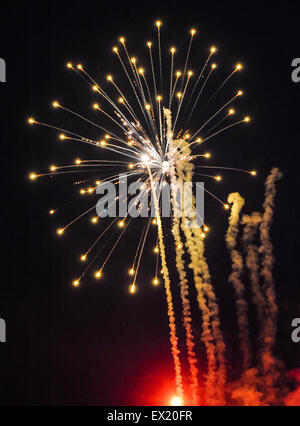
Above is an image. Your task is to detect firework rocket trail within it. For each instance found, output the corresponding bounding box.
[170,132,218,403]
[148,165,184,398]
[226,192,251,370]
[181,213,218,404]
[166,107,199,404]
[169,127,226,405]
[193,229,227,402]
[172,215,200,405]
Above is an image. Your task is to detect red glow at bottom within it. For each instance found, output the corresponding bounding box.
[170,396,183,406]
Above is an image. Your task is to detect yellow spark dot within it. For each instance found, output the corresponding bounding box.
[211,63,217,69]
[185,134,191,139]
[118,220,125,228]
[105,134,111,140]
[73,280,80,287]
[235,63,243,71]
[152,278,159,286]
[49,210,55,215]
[157,95,162,101]
[92,85,99,92]
[50,165,57,172]
[59,133,66,140]
[153,246,159,254]
[171,396,183,406]
[176,92,182,99]
[201,232,206,238]
[112,46,118,53]
[147,41,152,48]
[155,20,162,28]
[237,90,243,96]
[190,28,197,36]
[94,270,102,279]
[178,243,183,249]
[91,216,98,224]
[93,103,100,110]
[176,71,181,77]
[94,269,102,279]
[244,116,251,122]
[107,75,113,81]
[75,158,82,165]
[52,101,60,108]
[250,170,257,176]
[88,187,94,194]
[119,37,125,44]
[170,47,176,54]
[224,204,230,210]
[204,226,210,232]
[196,138,202,143]
[95,180,101,185]
[152,218,157,225]
[29,173,37,180]
[131,57,137,64]
[205,152,211,158]
[80,254,87,262]
[57,228,64,235]
[138,67,144,74]
[129,284,136,294]
[100,140,107,147]
[66,62,73,69]
[215,175,222,181]
[145,104,151,110]
[77,64,83,70]
[187,70,193,77]
[80,189,85,194]
[28,117,36,125]
[129,268,135,276]
[128,163,134,169]
[210,46,217,54]
[228,108,235,115]
[119,97,124,103]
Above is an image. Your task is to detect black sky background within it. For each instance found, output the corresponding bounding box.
[0,0,300,406]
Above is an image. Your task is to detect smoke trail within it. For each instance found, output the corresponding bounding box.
[226,192,251,370]
[237,211,277,406]
[284,369,300,406]
[148,165,184,398]
[241,212,265,326]
[169,133,217,403]
[232,170,285,406]
[193,228,227,402]
[231,367,266,406]
[172,215,200,405]
[165,107,226,404]
[258,168,283,378]
[259,168,283,352]
[182,220,219,404]
[170,132,226,405]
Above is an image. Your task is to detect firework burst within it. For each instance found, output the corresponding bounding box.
[28,20,258,405]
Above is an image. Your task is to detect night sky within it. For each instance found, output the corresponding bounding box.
[1,0,300,406]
